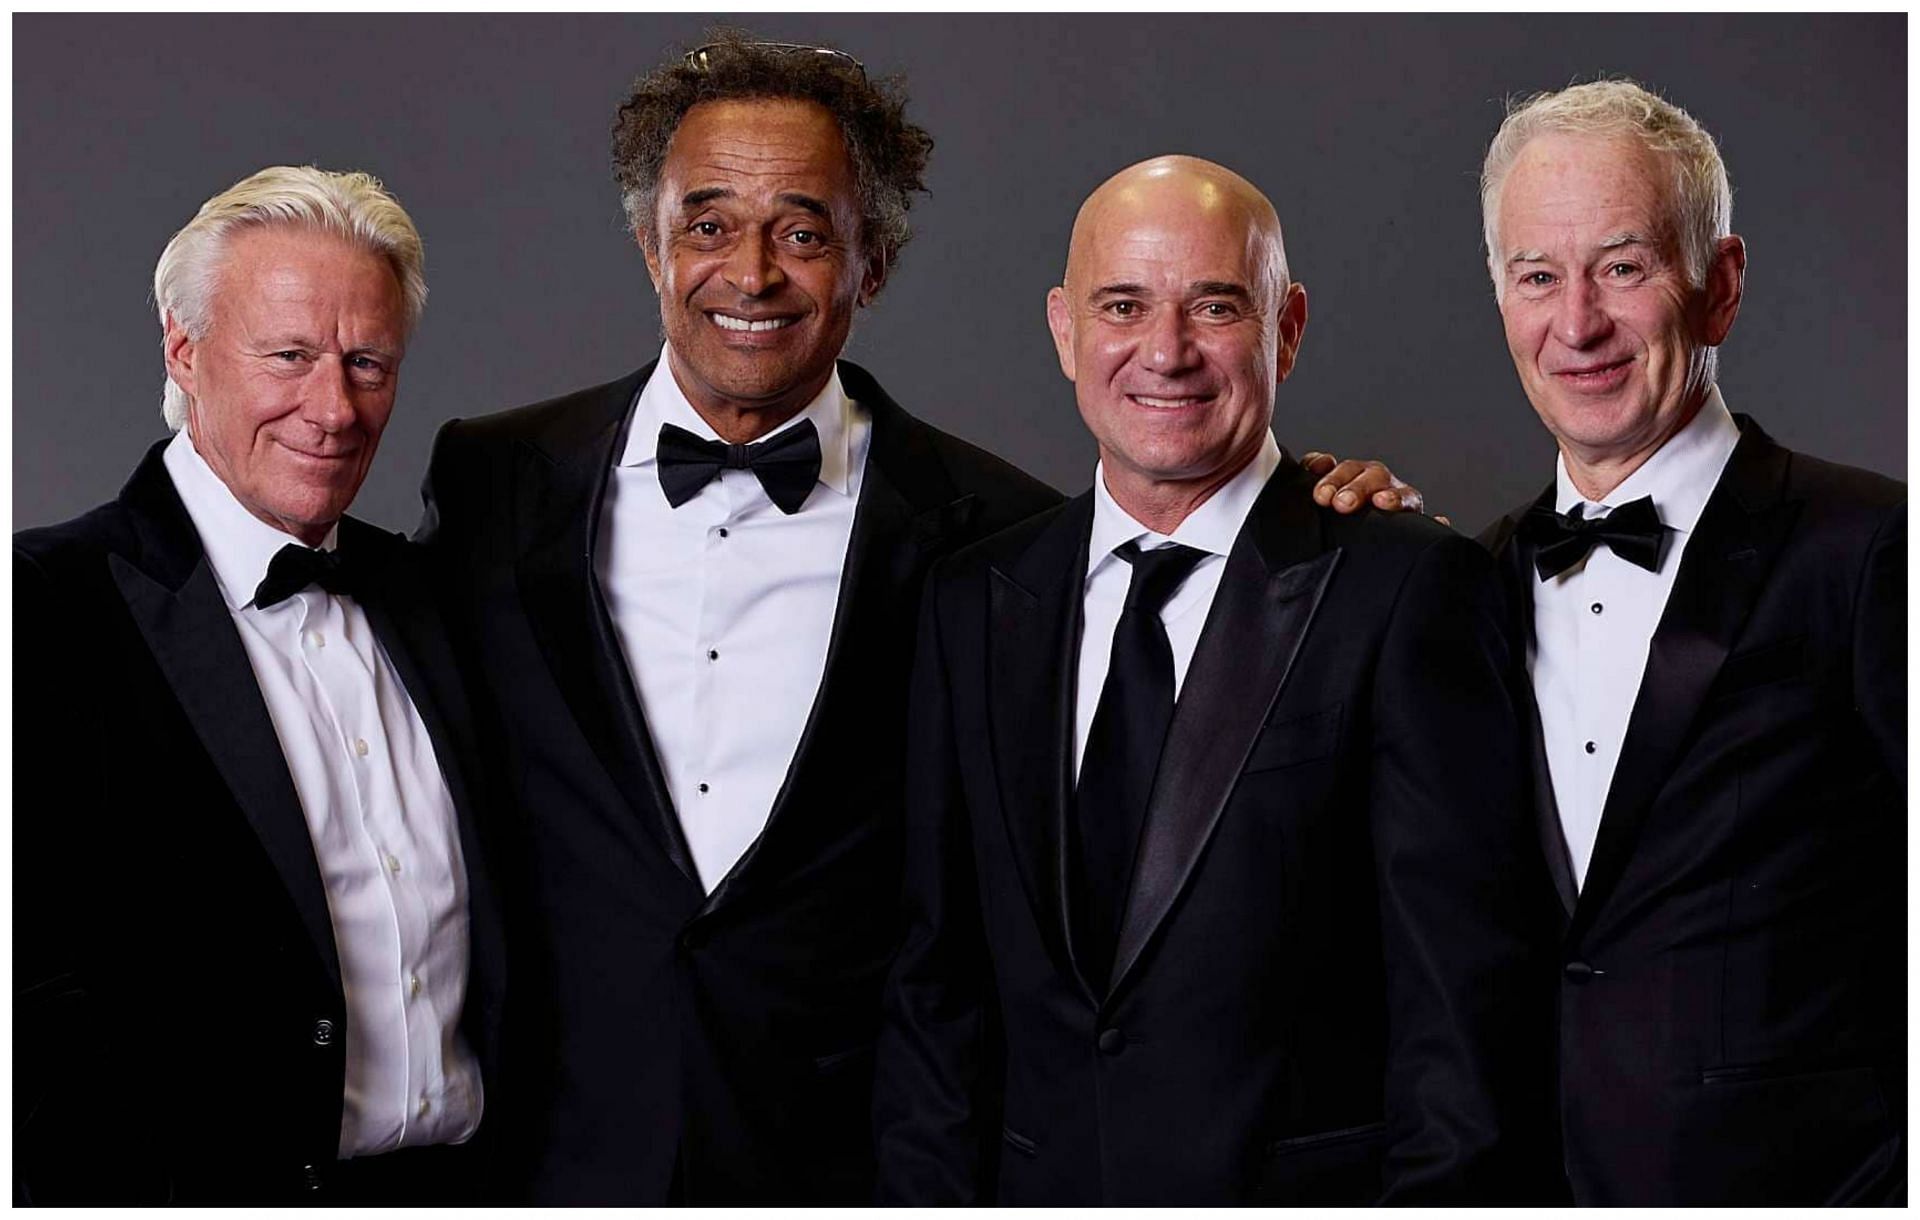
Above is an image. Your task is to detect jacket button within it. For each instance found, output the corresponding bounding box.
[1563,961,1596,984]
[312,1018,337,1046]
[301,1163,324,1191]
[1096,1028,1126,1056]
[681,927,709,952]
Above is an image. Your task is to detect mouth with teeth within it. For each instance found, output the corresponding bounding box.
[709,312,797,334]
[1126,393,1213,409]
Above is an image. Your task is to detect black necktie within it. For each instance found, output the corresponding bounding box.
[1518,495,1667,581]
[656,418,822,515]
[1072,540,1208,986]
[254,543,356,608]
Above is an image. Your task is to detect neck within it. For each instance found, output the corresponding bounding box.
[668,352,825,445]
[1102,453,1251,537]
[1560,391,1709,502]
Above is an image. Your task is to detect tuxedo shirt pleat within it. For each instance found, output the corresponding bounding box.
[596,348,869,893]
[1529,388,1740,886]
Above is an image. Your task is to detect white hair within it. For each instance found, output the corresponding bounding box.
[153,165,427,429]
[1480,78,1732,301]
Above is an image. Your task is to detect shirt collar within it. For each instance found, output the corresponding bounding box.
[1553,385,1741,537]
[162,428,338,611]
[1088,432,1282,581]
[618,343,855,497]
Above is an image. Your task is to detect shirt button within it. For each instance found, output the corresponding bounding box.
[717,527,730,539]
[1590,602,1604,614]
[697,782,710,794]
[387,853,402,874]
[1584,741,1597,754]
[353,738,369,757]
[410,974,422,998]
[707,648,719,662]
[418,1097,431,1118]
[304,629,325,649]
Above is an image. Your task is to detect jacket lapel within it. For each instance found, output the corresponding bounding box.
[1109,459,1338,996]
[701,367,981,914]
[1569,420,1800,938]
[511,364,700,887]
[1484,491,1580,917]
[110,448,342,990]
[989,495,1093,997]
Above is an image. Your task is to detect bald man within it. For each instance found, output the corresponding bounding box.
[871,157,1556,1204]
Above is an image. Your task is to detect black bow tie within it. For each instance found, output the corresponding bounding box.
[656,419,822,515]
[1519,495,1667,581]
[254,543,357,608]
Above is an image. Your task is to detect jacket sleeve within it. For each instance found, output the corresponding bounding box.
[1852,500,1905,789]
[871,568,1002,1203]
[1367,533,1562,1203]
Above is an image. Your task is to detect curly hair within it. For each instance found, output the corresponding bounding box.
[611,30,934,286]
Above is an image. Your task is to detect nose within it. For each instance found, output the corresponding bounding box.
[304,357,358,433]
[1552,275,1613,349]
[723,229,786,298]
[1141,307,1200,376]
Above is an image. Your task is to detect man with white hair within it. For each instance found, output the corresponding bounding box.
[1470,80,1904,1204]
[14,166,504,1203]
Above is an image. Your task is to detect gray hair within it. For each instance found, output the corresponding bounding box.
[153,165,427,429]
[1480,78,1732,301]
[610,29,933,288]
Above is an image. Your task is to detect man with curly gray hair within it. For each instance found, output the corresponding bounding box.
[419,32,1059,1204]
[16,165,505,1203]
[1472,79,1906,1205]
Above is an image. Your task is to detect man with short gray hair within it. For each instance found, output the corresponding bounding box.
[15,165,503,1203]
[1473,79,1905,1204]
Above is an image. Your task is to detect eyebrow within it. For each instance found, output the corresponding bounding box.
[677,187,832,220]
[1089,280,1255,301]
[1507,232,1657,266]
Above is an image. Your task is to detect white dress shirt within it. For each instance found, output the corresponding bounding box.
[1528,388,1741,888]
[1073,435,1283,779]
[163,430,482,1159]
[597,348,871,893]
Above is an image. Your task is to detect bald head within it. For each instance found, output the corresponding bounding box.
[1064,155,1290,304]
[1045,154,1309,533]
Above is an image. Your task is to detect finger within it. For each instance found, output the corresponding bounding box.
[1300,451,1335,474]
[1435,514,1452,528]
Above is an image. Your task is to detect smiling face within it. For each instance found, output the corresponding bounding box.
[642,98,881,442]
[1494,132,1744,485]
[1046,160,1306,527]
[164,225,406,545]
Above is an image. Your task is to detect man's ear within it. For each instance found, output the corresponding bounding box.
[1274,281,1310,383]
[639,227,664,292]
[858,248,887,308]
[1703,234,1746,347]
[162,310,198,399]
[1045,286,1076,382]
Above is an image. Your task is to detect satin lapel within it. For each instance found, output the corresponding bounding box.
[347,520,506,1023]
[512,380,698,886]
[1569,426,1799,938]
[1485,492,1578,917]
[989,496,1093,998]
[699,408,979,915]
[110,456,341,989]
[1110,462,1334,995]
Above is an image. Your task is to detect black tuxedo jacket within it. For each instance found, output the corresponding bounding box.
[1481,416,1906,1205]
[13,441,506,1204]
[417,360,1060,1203]
[873,456,1560,1205]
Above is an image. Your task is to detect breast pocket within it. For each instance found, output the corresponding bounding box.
[1243,704,1342,775]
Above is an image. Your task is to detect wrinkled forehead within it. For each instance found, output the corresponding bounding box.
[1070,187,1283,297]
[1498,133,1681,239]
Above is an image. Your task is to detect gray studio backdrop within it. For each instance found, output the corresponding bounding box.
[13,14,1906,534]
